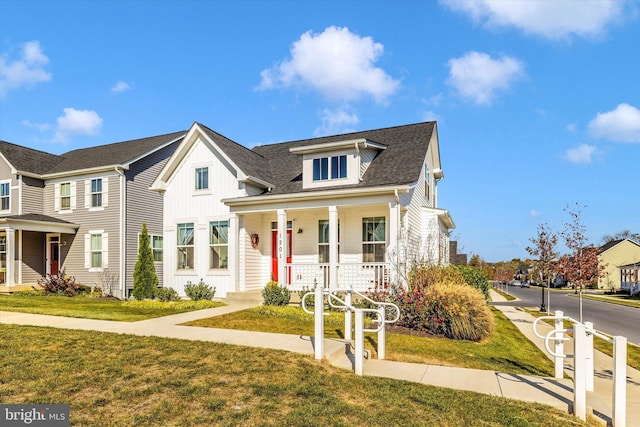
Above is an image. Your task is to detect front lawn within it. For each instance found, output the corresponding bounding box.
[0,294,224,321]
[184,306,555,376]
[0,324,590,426]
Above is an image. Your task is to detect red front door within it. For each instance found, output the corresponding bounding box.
[271,229,292,283]
[50,242,59,275]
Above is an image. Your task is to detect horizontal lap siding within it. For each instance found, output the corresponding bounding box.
[21,176,45,214]
[125,143,179,292]
[21,231,45,282]
[43,174,120,291]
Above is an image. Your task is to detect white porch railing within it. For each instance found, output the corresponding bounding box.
[285,262,389,291]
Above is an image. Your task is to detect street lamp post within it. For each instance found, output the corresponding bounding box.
[539,271,546,312]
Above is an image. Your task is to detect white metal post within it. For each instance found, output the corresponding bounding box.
[613,335,627,427]
[573,322,587,421]
[554,311,564,379]
[314,284,324,360]
[344,291,352,341]
[355,310,364,376]
[377,306,386,360]
[585,321,594,392]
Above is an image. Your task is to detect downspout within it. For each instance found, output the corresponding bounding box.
[115,166,126,298]
[355,142,363,182]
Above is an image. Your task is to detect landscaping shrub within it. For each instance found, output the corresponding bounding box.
[262,281,290,306]
[451,265,490,300]
[154,287,181,302]
[185,279,216,301]
[34,268,83,297]
[132,222,159,300]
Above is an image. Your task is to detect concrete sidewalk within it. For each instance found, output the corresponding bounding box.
[1,291,638,425]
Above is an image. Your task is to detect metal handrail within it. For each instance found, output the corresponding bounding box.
[544,328,572,358]
[330,288,401,325]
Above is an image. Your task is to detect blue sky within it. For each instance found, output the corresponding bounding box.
[1,0,639,262]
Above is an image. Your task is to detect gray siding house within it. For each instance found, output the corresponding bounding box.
[0,132,184,298]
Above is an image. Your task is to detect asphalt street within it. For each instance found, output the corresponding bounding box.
[492,285,640,345]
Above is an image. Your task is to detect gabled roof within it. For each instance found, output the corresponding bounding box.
[599,238,640,254]
[252,121,437,195]
[0,132,185,178]
[0,140,62,175]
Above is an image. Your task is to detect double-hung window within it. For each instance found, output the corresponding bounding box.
[362,217,386,262]
[313,155,347,181]
[85,230,108,271]
[60,182,71,210]
[0,181,10,211]
[209,221,229,269]
[91,234,103,268]
[177,223,194,269]
[195,167,209,190]
[151,235,163,262]
[0,235,6,270]
[91,178,102,207]
[318,220,340,263]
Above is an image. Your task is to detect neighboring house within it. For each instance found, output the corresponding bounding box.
[0,132,184,298]
[449,241,467,266]
[151,121,455,297]
[597,238,640,292]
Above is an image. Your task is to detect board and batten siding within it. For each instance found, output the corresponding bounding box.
[43,172,121,293]
[124,142,180,292]
[21,176,45,215]
[162,137,248,297]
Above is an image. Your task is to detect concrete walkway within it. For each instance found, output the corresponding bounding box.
[1,291,638,425]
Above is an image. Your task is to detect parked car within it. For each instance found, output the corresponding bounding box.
[520,281,530,288]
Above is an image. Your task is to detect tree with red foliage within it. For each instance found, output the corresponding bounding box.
[526,222,558,312]
[555,204,607,321]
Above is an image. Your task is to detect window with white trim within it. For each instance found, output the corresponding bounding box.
[152,235,163,262]
[0,235,6,270]
[209,221,228,269]
[84,231,108,271]
[0,181,10,211]
[85,177,108,210]
[195,167,209,190]
[91,178,102,207]
[362,217,386,262]
[55,181,76,212]
[177,223,194,269]
[318,220,340,263]
[424,164,431,200]
[60,182,71,209]
[313,155,347,181]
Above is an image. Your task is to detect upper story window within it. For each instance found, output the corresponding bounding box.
[91,178,102,207]
[424,165,431,200]
[313,155,347,181]
[60,182,71,210]
[0,181,10,211]
[195,167,209,190]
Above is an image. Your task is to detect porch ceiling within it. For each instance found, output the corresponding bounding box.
[0,214,79,234]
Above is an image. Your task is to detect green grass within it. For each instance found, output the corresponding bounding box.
[0,294,225,321]
[185,306,555,376]
[524,309,640,371]
[579,293,640,308]
[0,324,591,426]
[492,287,516,301]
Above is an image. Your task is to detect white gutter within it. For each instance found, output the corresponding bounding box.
[41,164,130,180]
[222,184,411,207]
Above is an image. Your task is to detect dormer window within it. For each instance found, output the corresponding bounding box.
[313,155,346,181]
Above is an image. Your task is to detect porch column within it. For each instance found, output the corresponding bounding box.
[229,215,239,292]
[6,228,15,286]
[277,209,287,285]
[388,201,400,285]
[329,206,338,289]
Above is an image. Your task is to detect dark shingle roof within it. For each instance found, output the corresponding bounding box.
[45,131,186,174]
[252,122,436,195]
[0,140,62,174]
[1,213,77,225]
[197,124,273,185]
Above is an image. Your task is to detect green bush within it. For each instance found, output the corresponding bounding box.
[451,265,490,299]
[154,287,181,302]
[262,281,291,306]
[132,222,159,300]
[185,279,216,301]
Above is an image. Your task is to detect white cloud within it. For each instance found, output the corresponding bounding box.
[21,119,51,132]
[258,26,400,104]
[564,144,597,164]
[0,41,52,97]
[588,103,640,143]
[110,80,131,93]
[422,110,443,123]
[529,209,541,218]
[447,51,525,105]
[566,123,577,133]
[440,0,629,40]
[314,108,360,136]
[53,108,103,143]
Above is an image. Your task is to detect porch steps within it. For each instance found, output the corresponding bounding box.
[223,289,263,303]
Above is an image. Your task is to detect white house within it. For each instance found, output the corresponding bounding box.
[151,121,455,297]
